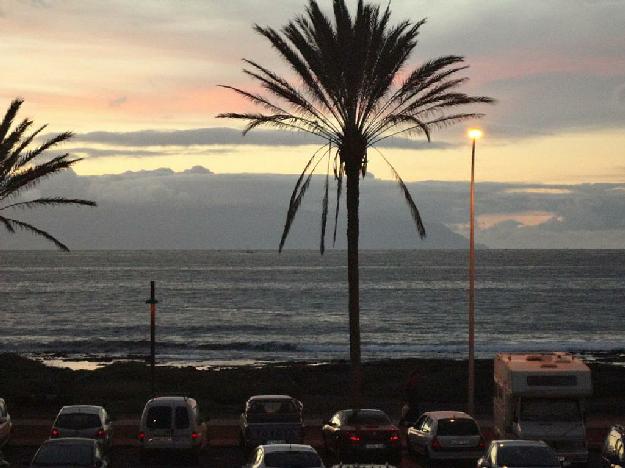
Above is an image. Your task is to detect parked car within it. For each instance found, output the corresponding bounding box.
[240,395,304,452]
[31,437,107,468]
[138,396,207,462]
[407,411,484,463]
[244,443,324,468]
[600,425,625,468]
[50,405,113,456]
[321,408,401,464]
[477,440,563,468]
[0,399,12,448]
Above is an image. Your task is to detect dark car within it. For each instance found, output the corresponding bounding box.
[240,395,304,452]
[321,408,401,464]
[600,425,625,468]
[31,438,107,468]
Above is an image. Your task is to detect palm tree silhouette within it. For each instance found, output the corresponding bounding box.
[0,98,96,251]
[218,0,494,406]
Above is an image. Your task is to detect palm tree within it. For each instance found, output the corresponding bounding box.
[0,98,96,251]
[218,0,494,406]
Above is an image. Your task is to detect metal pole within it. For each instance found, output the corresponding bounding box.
[468,138,476,416]
[146,281,158,397]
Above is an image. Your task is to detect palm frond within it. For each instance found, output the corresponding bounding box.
[0,215,15,233]
[0,197,97,211]
[376,149,426,239]
[0,98,23,142]
[278,145,327,252]
[3,217,70,251]
[320,144,331,254]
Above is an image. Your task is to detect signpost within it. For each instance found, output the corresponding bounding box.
[146,281,158,396]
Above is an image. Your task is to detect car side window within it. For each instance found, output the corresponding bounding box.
[607,433,618,455]
[414,415,426,430]
[421,417,432,433]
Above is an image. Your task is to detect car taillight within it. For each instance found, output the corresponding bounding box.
[346,432,361,443]
[389,432,400,443]
[96,428,106,439]
[138,431,145,441]
[191,432,200,440]
[478,436,485,449]
[50,428,60,438]
[431,436,442,450]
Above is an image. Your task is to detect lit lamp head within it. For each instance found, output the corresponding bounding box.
[468,129,483,140]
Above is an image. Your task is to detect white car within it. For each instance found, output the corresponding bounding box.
[244,444,324,468]
[407,411,484,463]
[0,399,12,448]
[477,440,563,468]
[50,405,113,456]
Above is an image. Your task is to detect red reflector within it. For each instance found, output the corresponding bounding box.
[389,433,400,442]
[138,431,145,441]
[478,436,485,449]
[96,429,106,439]
[431,436,442,450]
[50,428,60,438]
[191,432,200,440]
[347,432,361,442]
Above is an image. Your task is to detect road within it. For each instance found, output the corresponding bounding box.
[1,445,602,467]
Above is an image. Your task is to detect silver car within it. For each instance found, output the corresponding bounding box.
[244,444,325,468]
[31,438,108,468]
[407,411,485,463]
[50,405,113,456]
[478,440,563,468]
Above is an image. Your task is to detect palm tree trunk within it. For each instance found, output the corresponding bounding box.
[345,163,362,409]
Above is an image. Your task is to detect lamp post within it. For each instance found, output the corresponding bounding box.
[467,128,482,416]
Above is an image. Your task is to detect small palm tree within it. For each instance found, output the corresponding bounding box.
[218,0,493,406]
[0,98,96,251]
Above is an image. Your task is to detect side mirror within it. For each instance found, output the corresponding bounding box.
[558,456,572,468]
[477,457,490,468]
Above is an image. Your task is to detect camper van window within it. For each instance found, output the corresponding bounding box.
[520,398,581,422]
[526,375,577,386]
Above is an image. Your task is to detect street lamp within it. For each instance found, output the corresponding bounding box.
[467,128,482,416]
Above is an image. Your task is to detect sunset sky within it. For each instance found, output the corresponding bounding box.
[2,0,624,185]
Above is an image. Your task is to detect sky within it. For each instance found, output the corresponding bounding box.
[2,0,625,248]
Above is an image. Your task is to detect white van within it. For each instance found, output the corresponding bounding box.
[138,396,207,462]
[493,352,591,465]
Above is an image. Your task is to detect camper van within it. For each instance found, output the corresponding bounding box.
[493,352,591,466]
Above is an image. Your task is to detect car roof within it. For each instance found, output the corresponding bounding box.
[58,405,103,415]
[493,440,549,447]
[147,396,195,404]
[423,411,474,420]
[260,444,317,453]
[338,408,388,414]
[248,394,294,401]
[43,437,97,446]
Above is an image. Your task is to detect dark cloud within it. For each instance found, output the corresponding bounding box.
[108,96,127,107]
[72,127,457,150]
[4,170,625,249]
[481,73,625,138]
[67,146,231,159]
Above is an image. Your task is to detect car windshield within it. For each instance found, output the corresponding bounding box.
[33,444,93,466]
[345,410,390,425]
[437,418,479,435]
[264,451,322,467]
[55,413,101,430]
[520,398,581,422]
[175,406,190,429]
[146,406,172,429]
[247,400,300,423]
[497,445,559,467]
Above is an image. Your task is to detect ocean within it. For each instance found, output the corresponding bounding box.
[1,250,624,367]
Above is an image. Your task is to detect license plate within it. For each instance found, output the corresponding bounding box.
[365,443,385,449]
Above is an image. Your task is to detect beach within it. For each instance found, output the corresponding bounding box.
[3,353,624,420]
